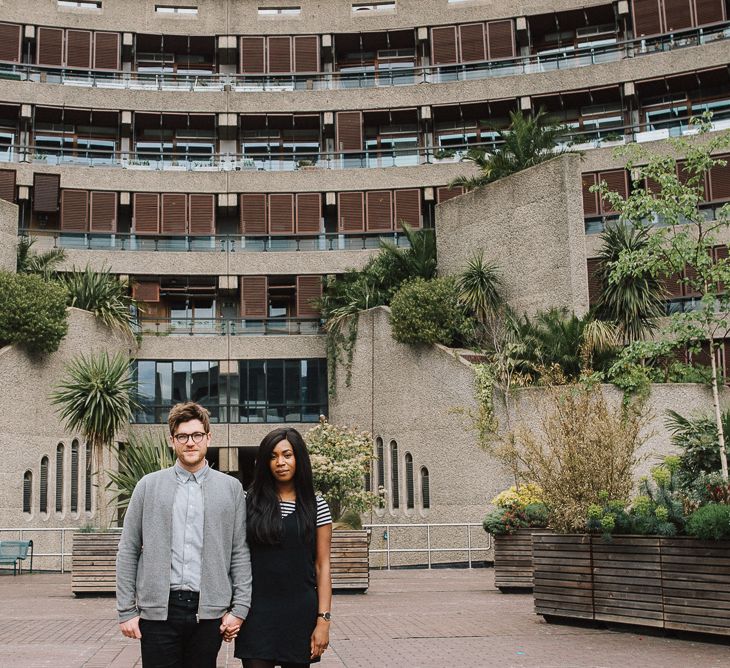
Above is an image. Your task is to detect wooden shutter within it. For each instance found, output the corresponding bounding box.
[161,193,188,234]
[240,193,267,235]
[431,26,458,65]
[459,24,486,63]
[240,36,265,73]
[133,192,160,234]
[436,186,464,203]
[60,189,89,231]
[366,190,393,231]
[394,188,421,230]
[632,0,664,36]
[267,36,292,73]
[586,258,604,307]
[93,32,120,70]
[662,270,684,298]
[295,193,321,234]
[663,0,694,30]
[684,264,701,298]
[132,281,160,302]
[486,20,515,60]
[189,194,215,235]
[37,27,64,67]
[89,191,117,232]
[241,276,268,317]
[715,244,729,292]
[0,23,21,63]
[338,192,364,232]
[66,30,92,69]
[33,173,61,212]
[677,160,707,199]
[582,174,600,216]
[709,160,730,201]
[336,111,363,152]
[268,193,295,234]
[294,35,318,73]
[694,0,726,25]
[0,169,16,203]
[598,170,629,214]
[296,275,322,318]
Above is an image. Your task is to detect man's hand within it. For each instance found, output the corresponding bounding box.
[119,616,142,639]
[220,612,243,643]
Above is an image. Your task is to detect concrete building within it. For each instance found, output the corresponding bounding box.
[1,0,729,536]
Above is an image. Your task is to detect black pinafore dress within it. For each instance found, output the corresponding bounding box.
[235,507,319,664]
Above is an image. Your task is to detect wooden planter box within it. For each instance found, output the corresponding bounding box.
[331,529,370,592]
[494,528,549,592]
[532,533,730,637]
[72,531,121,596]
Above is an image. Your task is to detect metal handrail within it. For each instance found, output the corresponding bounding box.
[0,22,727,91]
[137,317,324,336]
[363,522,493,569]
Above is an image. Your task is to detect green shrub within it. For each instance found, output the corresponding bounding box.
[686,503,730,540]
[0,272,68,354]
[482,500,549,536]
[389,277,469,346]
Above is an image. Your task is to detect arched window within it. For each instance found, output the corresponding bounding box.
[23,471,32,513]
[376,437,384,490]
[85,442,93,513]
[39,456,49,514]
[71,440,79,513]
[421,467,430,510]
[55,443,64,512]
[405,453,414,509]
[390,440,399,509]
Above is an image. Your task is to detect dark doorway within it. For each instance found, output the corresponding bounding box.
[237,447,257,491]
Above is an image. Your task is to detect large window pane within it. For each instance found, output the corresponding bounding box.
[284,360,302,422]
[172,361,191,404]
[266,359,285,422]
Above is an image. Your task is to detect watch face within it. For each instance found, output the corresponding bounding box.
[320,612,331,621]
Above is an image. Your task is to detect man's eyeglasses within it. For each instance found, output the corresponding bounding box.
[173,432,208,445]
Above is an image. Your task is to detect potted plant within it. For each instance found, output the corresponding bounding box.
[306,417,379,592]
[482,484,548,592]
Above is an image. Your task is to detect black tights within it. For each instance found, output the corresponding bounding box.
[242,661,309,668]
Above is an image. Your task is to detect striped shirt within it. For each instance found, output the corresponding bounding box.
[280,495,332,527]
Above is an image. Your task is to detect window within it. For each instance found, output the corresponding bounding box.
[58,1,102,8]
[376,437,385,490]
[55,443,64,512]
[155,5,198,14]
[258,6,301,15]
[421,467,430,509]
[40,456,49,514]
[23,471,32,513]
[352,2,395,12]
[71,440,79,513]
[390,440,399,509]
[405,452,414,509]
[85,442,92,513]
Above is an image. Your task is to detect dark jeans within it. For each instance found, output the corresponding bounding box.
[139,591,223,668]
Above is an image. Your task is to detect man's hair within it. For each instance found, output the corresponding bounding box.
[167,402,211,435]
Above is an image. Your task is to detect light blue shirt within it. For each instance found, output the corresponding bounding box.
[170,460,209,592]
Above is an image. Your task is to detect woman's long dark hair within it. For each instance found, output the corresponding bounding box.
[246,427,317,546]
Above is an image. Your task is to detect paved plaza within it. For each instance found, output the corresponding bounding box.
[0,568,728,667]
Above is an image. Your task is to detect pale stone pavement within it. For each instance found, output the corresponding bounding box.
[0,569,728,667]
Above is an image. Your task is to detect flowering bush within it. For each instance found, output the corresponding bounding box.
[483,484,548,535]
[306,416,380,523]
[492,483,543,509]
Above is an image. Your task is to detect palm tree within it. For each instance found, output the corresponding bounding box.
[51,352,138,527]
[456,251,503,324]
[594,222,665,343]
[378,224,437,282]
[450,108,567,191]
[16,236,66,279]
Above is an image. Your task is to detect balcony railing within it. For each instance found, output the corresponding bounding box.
[20,229,412,252]
[0,23,727,92]
[137,317,323,335]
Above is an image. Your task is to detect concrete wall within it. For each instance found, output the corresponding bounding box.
[0,199,18,273]
[436,153,589,317]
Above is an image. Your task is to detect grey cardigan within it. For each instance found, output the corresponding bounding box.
[116,466,252,623]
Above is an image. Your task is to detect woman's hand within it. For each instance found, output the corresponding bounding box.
[310,619,330,659]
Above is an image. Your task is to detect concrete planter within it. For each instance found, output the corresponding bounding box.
[331,529,371,592]
[532,533,730,637]
[71,531,121,596]
[494,528,550,592]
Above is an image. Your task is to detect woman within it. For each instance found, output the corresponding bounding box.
[233,427,333,668]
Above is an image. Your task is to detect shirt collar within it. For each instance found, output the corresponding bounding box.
[174,460,209,483]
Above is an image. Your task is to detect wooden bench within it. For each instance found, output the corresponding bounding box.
[0,540,33,575]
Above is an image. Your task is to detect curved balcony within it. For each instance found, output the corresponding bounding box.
[0,23,727,93]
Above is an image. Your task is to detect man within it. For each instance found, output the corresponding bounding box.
[116,402,251,667]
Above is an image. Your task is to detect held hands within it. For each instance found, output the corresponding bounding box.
[119,615,142,639]
[220,612,244,643]
[310,618,330,660]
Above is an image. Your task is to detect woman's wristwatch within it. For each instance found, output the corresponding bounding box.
[317,612,332,622]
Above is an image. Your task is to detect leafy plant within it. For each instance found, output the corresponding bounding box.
[0,271,68,354]
[16,236,66,279]
[686,503,730,540]
[483,483,547,535]
[456,251,504,326]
